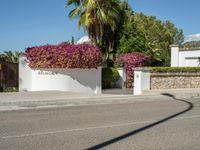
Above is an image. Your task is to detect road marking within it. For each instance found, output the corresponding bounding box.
[2,114,200,139]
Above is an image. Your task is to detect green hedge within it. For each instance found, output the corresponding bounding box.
[102,67,120,88]
[150,67,200,73]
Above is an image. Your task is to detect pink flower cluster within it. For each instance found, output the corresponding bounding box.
[116,52,150,87]
[25,43,102,69]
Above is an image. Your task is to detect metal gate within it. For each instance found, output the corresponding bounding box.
[0,59,18,91]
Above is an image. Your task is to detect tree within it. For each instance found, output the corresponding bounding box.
[0,51,22,63]
[66,0,128,67]
[164,21,184,45]
[98,1,132,66]
[71,36,75,44]
[117,12,184,66]
[66,1,184,67]
[66,0,121,44]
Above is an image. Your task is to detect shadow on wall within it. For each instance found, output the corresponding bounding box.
[86,93,193,150]
[19,77,28,92]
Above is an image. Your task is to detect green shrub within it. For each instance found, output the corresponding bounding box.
[102,67,120,89]
[150,67,200,73]
[0,87,18,92]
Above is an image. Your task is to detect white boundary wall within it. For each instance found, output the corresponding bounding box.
[171,45,200,67]
[19,57,102,94]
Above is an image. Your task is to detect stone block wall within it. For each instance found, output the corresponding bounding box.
[151,73,200,89]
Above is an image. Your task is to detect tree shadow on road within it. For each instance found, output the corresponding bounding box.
[86,93,193,150]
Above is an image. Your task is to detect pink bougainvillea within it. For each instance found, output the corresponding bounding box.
[25,43,102,69]
[116,52,150,88]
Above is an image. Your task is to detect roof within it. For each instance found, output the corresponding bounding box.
[179,47,200,51]
[76,36,91,44]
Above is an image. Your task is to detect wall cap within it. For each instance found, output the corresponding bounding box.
[170,44,179,48]
[30,67,102,71]
[151,72,200,76]
[134,67,151,72]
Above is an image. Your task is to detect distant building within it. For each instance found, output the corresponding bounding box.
[171,45,200,67]
[77,35,92,44]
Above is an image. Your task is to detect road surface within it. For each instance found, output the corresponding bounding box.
[0,96,200,150]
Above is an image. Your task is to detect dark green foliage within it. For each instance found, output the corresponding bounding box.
[164,20,184,45]
[99,1,132,67]
[2,87,18,92]
[117,12,184,66]
[151,67,200,73]
[71,36,75,44]
[102,67,120,88]
[0,51,22,63]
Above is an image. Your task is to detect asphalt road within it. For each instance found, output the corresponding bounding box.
[0,96,200,150]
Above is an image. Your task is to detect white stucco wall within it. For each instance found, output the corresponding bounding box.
[19,57,102,94]
[134,69,150,95]
[171,45,200,67]
[116,68,126,88]
[170,45,179,67]
[19,57,32,91]
[179,50,200,67]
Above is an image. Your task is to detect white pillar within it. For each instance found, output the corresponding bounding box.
[134,68,150,95]
[122,66,127,93]
[95,67,102,94]
[170,45,179,67]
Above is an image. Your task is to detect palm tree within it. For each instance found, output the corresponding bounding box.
[66,0,121,44]
[0,51,22,63]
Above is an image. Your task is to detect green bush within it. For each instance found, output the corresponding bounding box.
[0,87,18,92]
[102,67,120,89]
[150,67,200,73]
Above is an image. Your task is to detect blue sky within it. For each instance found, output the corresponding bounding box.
[0,0,200,52]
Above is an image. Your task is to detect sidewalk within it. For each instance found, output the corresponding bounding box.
[143,88,200,97]
[0,88,200,111]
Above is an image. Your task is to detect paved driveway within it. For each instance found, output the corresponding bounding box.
[102,88,133,95]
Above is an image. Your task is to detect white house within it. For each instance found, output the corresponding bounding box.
[77,35,91,44]
[171,45,200,67]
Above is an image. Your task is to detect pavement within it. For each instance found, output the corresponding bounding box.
[0,88,200,111]
[0,96,200,150]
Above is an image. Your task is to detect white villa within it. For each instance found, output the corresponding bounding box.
[171,45,200,67]
[77,35,91,44]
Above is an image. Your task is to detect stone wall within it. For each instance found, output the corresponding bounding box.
[151,73,200,89]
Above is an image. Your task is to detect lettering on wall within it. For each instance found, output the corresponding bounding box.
[38,71,58,75]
